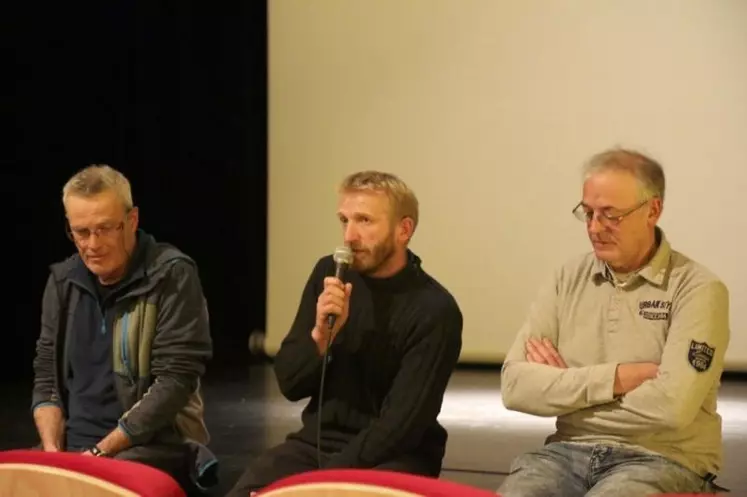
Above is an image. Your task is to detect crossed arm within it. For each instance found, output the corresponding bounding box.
[524,337,658,397]
[501,276,729,434]
[500,276,655,418]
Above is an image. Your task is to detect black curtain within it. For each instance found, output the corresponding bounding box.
[10,1,267,379]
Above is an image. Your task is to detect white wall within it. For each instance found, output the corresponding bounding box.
[266,0,747,371]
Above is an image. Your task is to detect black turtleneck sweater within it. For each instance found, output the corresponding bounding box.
[273,251,463,469]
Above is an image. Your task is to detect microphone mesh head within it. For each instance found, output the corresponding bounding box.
[333,246,353,265]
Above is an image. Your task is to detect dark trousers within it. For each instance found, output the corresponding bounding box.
[67,443,200,496]
[225,437,440,497]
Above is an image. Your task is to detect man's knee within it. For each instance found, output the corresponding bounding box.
[226,455,282,497]
[589,457,711,496]
[227,440,318,496]
[373,455,440,478]
[113,445,193,490]
[113,444,186,465]
[233,454,275,488]
[497,444,583,497]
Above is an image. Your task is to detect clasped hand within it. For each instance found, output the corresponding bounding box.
[525,337,567,368]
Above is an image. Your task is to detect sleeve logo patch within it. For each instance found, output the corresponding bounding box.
[688,340,715,372]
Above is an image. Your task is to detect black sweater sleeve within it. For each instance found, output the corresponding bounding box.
[273,258,329,401]
[325,298,463,468]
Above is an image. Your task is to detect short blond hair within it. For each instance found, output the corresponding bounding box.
[62,164,134,211]
[339,171,419,231]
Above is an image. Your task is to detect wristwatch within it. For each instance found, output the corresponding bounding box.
[89,445,108,457]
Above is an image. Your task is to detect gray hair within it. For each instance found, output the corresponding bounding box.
[62,164,134,211]
[583,148,666,202]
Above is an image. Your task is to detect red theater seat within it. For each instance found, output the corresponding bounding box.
[0,449,186,497]
[257,469,499,496]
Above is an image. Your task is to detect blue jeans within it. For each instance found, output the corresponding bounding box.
[497,442,724,497]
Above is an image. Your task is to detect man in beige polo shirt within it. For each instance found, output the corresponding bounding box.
[498,148,730,497]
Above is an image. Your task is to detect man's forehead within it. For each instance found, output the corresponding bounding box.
[582,171,640,204]
[337,190,391,213]
[65,192,126,220]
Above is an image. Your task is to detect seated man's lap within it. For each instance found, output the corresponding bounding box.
[228,439,441,497]
[114,444,194,491]
[497,442,588,497]
[373,452,441,478]
[587,449,714,496]
[226,439,320,497]
[498,442,715,497]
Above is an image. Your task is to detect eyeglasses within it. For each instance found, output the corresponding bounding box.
[66,221,125,244]
[571,198,651,226]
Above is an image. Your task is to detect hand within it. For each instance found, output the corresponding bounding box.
[41,444,61,453]
[525,337,567,368]
[311,277,353,355]
[613,362,659,395]
[81,450,95,456]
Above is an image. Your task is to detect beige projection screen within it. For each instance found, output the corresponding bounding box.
[265,1,747,371]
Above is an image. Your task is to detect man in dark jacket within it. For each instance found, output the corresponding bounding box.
[31,164,217,493]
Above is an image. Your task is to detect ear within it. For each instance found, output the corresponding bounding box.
[128,206,140,232]
[397,217,415,243]
[648,197,662,225]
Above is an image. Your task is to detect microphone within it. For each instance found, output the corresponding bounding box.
[327,245,353,329]
[317,245,352,468]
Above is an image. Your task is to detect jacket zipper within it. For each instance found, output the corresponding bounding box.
[101,304,130,383]
[120,311,134,384]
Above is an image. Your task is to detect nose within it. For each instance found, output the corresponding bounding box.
[587,213,605,235]
[343,223,358,245]
[86,233,103,250]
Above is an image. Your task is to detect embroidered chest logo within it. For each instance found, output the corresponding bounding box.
[688,340,715,372]
[638,299,671,321]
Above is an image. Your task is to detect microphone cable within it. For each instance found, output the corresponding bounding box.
[316,246,352,468]
[317,327,333,468]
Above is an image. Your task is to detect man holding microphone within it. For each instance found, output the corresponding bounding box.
[227,171,463,496]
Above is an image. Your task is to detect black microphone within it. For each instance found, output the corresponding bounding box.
[327,245,353,329]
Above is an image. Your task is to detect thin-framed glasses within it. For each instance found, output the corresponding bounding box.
[66,221,125,244]
[571,198,651,226]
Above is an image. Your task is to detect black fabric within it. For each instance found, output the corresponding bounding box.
[94,278,116,303]
[270,249,463,471]
[113,443,203,496]
[225,438,438,496]
[64,288,122,448]
[64,233,147,449]
[65,443,210,497]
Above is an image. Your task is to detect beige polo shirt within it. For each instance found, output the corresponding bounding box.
[501,228,730,477]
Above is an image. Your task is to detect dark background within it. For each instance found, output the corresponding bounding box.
[9,1,268,380]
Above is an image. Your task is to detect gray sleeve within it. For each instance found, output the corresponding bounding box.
[118,260,213,444]
[570,280,729,434]
[31,274,63,412]
[501,273,617,417]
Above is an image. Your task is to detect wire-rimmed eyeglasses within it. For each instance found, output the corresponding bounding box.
[571,198,652,226]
